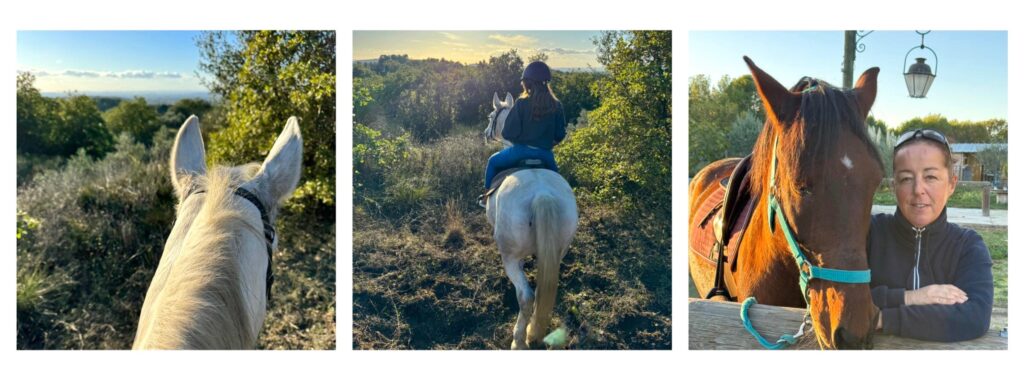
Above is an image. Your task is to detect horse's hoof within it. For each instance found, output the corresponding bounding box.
[511,341,526,350]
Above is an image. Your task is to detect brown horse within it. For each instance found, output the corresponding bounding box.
[689,57,883,349]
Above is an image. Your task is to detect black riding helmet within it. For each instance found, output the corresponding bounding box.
[522,61,552,82]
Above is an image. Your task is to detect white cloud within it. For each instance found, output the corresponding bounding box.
[64,70,102,78]
[42,69,186,79]
[488,34,537,46]
[23,69,52,77]
[439,32,462,41]
[537,47,594,55]
[109,70,183,79]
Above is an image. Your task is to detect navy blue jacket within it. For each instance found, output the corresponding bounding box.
[868,208,994,342]
[502,98,566,150]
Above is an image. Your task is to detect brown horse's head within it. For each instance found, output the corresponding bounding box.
[745,57,883,349]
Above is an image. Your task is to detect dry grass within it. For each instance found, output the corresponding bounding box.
[353,201,671,350]
[16,136,335,350]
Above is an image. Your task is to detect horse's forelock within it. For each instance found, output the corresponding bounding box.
[750,82,882,199]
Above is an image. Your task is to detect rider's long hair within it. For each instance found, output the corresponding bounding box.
[520,79,559,121]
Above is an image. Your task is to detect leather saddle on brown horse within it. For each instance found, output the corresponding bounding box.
[689,155,757,300]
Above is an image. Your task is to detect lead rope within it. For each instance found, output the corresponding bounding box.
[741,297,810,349]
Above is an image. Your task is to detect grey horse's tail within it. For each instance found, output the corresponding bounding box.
[528,193,561,343]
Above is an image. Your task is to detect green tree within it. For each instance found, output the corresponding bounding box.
[103,97,161,145]
[985,119,1008,142]
[457,50,525,125]
[198,30,336,213]
[558,30,671,217]
[898,115,1008,144]
[688,74,762,175]
[553,70,603,124]
[57,95,112,157]
[527,52,550,63]
[726,110,763,157]
[17,72,61,155]
[159,97,213,130]
[17,73,112,158]
[395,61,460,141]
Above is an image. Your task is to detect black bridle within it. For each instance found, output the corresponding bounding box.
[183,184,276,302]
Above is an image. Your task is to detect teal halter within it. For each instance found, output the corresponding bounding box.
[740,136,872,349]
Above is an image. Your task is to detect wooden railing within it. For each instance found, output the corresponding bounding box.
[689,298,1008,350]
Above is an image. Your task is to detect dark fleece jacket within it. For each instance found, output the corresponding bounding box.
[868,207,993,342]
[501,98,566,150]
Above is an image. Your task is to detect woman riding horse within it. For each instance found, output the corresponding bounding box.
[479,61,566,207]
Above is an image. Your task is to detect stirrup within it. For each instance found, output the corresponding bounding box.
[477,194,486,208]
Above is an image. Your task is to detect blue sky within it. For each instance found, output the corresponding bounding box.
[354,31,603,69]
[690,31,1007,128]
[17,31,207,93]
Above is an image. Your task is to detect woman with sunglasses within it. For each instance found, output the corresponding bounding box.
[868,129,994,342]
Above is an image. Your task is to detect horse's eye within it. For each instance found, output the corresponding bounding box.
[798,185,812,196]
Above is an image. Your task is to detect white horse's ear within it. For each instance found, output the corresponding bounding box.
[492,92,501,109]
[170,115,206,194]
[260,116,303,203]
[504,92,514,106]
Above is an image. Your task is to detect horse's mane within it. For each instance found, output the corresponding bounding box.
[142,164,264,348]
[749,78,883,200]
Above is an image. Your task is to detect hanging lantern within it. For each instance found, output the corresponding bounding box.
[903,31,938,98]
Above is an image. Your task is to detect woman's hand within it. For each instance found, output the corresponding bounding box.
[905,284,968,306]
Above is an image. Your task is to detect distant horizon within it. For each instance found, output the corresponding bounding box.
[353,57,605,72]
[39,89,213,105]
[18,31,207,94]
[354,31,604,69]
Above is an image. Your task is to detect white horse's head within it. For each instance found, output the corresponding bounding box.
[171,115,303,209]
[134,115,302,349]
[484,92,515,146]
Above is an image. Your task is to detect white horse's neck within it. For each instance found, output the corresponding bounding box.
[134,177,270,349]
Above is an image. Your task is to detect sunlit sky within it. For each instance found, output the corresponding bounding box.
[353,31,604,69]
[690,31,1007,128]
[17,31,207,93]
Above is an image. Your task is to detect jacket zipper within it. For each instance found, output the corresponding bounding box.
[912,227,926,290]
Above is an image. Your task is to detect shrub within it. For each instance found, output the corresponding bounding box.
[17,133,175,349]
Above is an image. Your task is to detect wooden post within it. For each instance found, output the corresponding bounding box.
[688,298,1008,350]
[983,183,991,217]
[842,31,856,89]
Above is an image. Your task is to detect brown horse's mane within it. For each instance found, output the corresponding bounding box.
[749,78,883,201]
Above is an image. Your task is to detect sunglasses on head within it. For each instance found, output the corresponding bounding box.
[894,129,951,153]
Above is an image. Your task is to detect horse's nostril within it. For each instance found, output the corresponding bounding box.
[834,326,872,349]
[833,327,846,348]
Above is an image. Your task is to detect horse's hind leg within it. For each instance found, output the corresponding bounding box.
[502,255,534,350]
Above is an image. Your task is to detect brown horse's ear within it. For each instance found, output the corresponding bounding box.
[744,56,800,128]
[853,67,880,119]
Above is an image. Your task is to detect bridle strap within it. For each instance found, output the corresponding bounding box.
[487,107,509,142]
[183,184,276,302]
[765,136,871,292]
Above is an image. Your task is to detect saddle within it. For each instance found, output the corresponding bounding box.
[483,158,549,199]
[689,155,756,300]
